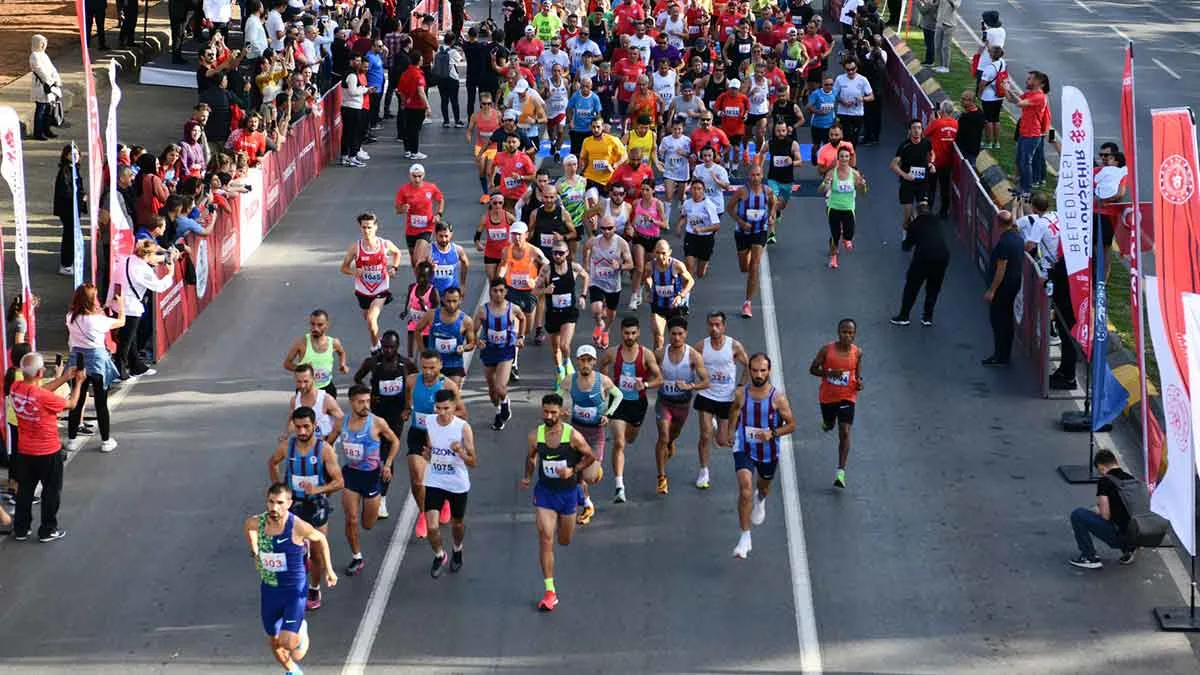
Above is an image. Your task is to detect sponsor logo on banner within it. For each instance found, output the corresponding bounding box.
[1159,154,1195,204]
[267,182,280,209]
[106,61,132,300]
[301,141,314,159]
[75,0,105,284]
[195,239,210,299]
[283,161,295,183]
[1056,86,1095,358]
[161,280,184,318]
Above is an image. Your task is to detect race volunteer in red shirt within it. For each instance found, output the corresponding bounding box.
[394,163,445,257]
[925,102,959,217]
[11,354,85,541]
[1010,70,1050,198]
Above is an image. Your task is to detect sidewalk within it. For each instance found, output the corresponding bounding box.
[0,1,186,354]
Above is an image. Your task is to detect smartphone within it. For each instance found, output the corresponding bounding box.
[1048,128,1056,143]
[75,352,84,370]
[114,283,123,297]
[55,353,64,368]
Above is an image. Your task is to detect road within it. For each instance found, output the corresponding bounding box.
[0,82,1197,672]
[956,0,1200,189]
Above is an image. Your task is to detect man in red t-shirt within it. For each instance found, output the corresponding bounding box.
[613,51,647,115]
[394,162,445,265]
[1009,70,1049,197]
[925,100,959,218]
[614,0,645,36]
[689,112,732,161]
[11,354,84,541]
[398,55,431,159]
[714,80,750,161]
[609,148,655,193]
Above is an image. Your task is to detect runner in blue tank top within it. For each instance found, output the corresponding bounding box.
[245,483,336,674]
[429,222,470,296]
[417,286,476,386]
[719,353,797,560]
[566,344,623,524]
[268,406,344,611]
[729,165,777,319]
[644,239,694,350]
[474,278,527,431]
[339,384,401,577]
[404,350,467,540]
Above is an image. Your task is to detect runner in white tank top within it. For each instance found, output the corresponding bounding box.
[691,312,749,488]
[291,367,345,444]
[422,390,477,576]
[583,217,633,349]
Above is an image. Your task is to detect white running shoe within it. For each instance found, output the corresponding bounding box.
[732,531,752,559]
[628,293,641,311]
[99,439,118,453]
[378,496,389,519]
[356,150,371,161]
[65,438,83,452]
[751,492,766,525]
[695,467,710,489]
[410,152,429,160]
[348,157,366,167]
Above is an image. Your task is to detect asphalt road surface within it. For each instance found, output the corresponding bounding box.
[0,100,1197,672]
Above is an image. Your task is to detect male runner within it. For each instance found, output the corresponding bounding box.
[394,163,446,270]
[405,350,467,538]
[423,388,477,577]
[475,277,527,430]
[289,364,344,445]
[677,178,721,280]
[808,318,863,489]
[582,215,633,349]
[340,212,404,352]
[693,311,749,489]
[497,222,548,381]
[762,120,803,245]
[728,165,775,319]
[352,330,416,520]
[339,384,401,576]
[429,221,470,298]
[644,239,694,350]
[268,407,344,611]
[597,316,663,503]
[536,242,589,389]
[890,118,935,236]
[653,317,709,495]
[719,353,797,559]
[566,345,622,524]
[520,392,597,611]
[245,483,336,674]
[415,286,476,387]
[282,309,350,397]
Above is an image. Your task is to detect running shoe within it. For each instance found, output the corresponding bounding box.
[741,301,752,318]
[599,331,610,349]
[65,438,83,452]
[565,360,576,377]
[348,157,366,167]
[78,422,95,435]
[346,557,366,576]
[410,152,429,160]
[533,326,546,346]
[921,318,934,327]
[442,121,451,128]
[1119,548,1138,565]
[656,475,669,495]
[491,413,506,431]
[510,366,521,383]
[500,400,512,422]
[613,486,627,504]
[592,325,604,346]
[767,232,777,246]
[378,496,389,519]
[732,531,752,559]
[13,531,30,541]
[750,493,766,525]
[99,439,118,453]
[1068,554,1102,570]
[306,587,322,610]
[537,590,559,611]
[415,512,428,539]
[454,121,466,128]
[833,469,846,489]
[356,150,371,161]
[828,254,838,269]
[890,315,911,326]
[821,418,834,432]
[479,194,490,204]
[39,529,66,543]
[440,499,451,524]
[450,549,464,572]
[577,504,595,525]
[628,293,641,311]
[695,467,710,489]
[431,552,447,578]
[844,240,854,252]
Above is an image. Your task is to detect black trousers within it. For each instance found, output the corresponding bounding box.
[119,0,139,45]
[68,374,111,441]
[13,452,64,538]
[86,0,109,48]
[116,313,150,376]
[1049,260,1078,378]
[862,100,881,143]
[438,78,461,124]
[341,106,363,157]
[59,215,75,268]
[989,289,1018,362]
[369,92,383,127]
[450,0,465,36]
[837,114,863,146]
[402,108,426,152]
[927,163,953,216]
[898,257,948,320]
[465,79,481,119]
[922,28,936,62]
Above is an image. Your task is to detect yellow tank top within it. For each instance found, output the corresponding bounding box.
[628,128,656,161]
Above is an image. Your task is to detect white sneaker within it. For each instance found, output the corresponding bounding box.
[58,266,73,276]
[628,293,641,311]
[933,66,950,73]
[378,496,389,519]
[732,531,752,559]
[135,368,158,378]
[356,150,371,161]
[695,467,710,489]
[99,439,118,453]
[348,157,366,167]
[751,492,766,525]
[410,152,429,160]
[339,156,350,166]
[423,117,434,125]
[65,438,83,452]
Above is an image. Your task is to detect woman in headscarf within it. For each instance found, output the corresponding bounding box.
[29,35,63,141]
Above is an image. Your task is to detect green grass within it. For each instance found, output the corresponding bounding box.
[903,29,1158,395]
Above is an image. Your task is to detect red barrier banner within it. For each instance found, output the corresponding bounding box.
[261,149,285,231]
[295,115,319,187]
[1015,254,1050,392]
[238,167,265,266]
[1114,201,1154,258]
[154,262,192,358]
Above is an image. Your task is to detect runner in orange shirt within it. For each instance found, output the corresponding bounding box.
[809,318,863,490]
[713,79,749,172]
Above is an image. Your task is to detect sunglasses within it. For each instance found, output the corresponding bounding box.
[1099,152,1113,157]
[552,250,568,256]
[599,225,616,231]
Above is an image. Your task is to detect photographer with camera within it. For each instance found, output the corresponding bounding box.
[115,240,180,380]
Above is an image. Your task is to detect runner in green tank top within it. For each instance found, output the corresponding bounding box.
[283,309,350,396]
[818,146,867,269]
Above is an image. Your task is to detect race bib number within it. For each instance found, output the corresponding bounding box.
[542,457,568,478]
[361,269,384,286]
[432,459,454,474]
[723,106,740,118]
[573,404,598,423]
[688,217,707,230]
[619,373,640,390]
[661,381,684,396]
[313,367,331,385]
[595,266,616,279]
[909,166,926,180]
[260,552,288,572]
[745,208,765,222]
[744,426,772,442]
[773,155,791,167]
[343,441,365,462]
[592,159,611,172]
[835,180,854,193]
[434,264,455,279]
[738,43,751,54]
[552,293,572,308]
[290,474,319,493]
[413,412,431,428]
[820,103,834,114]
[488,328,509,345]
[825,371,851,386]
[783,59,797,70]
[751,93,766,106]
[488,228,509,241]
[668,154,686,167]
[436,337,458,353]
[511,272,531,288]
[624,81,636,92]
[410,215,429,228]
[406,309,424,323]
[711,370,732,384]
[540,233,557,248]
[379,378,404,397]
[524,55,537,65]
[654,284,675,298]
[504,176,522,190]
[658,92,674,107]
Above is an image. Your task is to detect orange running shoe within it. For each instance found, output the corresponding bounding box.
[538,590,559,611]
[599,331,610,349]
[844,240,854,252]
[440,499,451,524]
[828,254,839,269]
[415,511,428,538]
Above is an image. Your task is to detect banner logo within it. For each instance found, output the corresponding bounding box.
[1159,154,1194,205]
[1166,382,1190,443]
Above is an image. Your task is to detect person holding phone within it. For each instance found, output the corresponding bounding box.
[65,283,125,454]
[116,240,177,379]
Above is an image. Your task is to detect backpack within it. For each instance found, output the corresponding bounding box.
[432,47,452,79]
[988,59,1008,98]
[1106,472,1171,547]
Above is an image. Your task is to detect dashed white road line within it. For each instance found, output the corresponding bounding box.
[1152,57,1182,80]
[1073,0,1095,14]
[1110,25,1133,42]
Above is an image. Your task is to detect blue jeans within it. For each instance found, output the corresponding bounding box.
[1032,138,1046,185]
[1070,507,1124,557]
[1017,136,1042,195]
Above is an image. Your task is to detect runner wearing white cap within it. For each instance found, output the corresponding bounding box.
[497,221,548,382]
[566,344,622,524]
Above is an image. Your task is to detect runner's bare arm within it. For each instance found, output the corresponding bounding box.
[513,305,528,340]
[282,336,304,371]
[641,349,664,389]
[318,442,345,495]
[458,423,478,468]
[461,315,477,352]
[339,244,357,276]
[457,245,470,287]
[573,262,590,295]
[325,397,345,444]
[676,259,695,297]
[733,339,750,385]
[415,308,435,333]
[244,516,260,556]
[521,431,538,487]
[772,391,797,438]
[446,379,469,419]
[690,347,710,392]
[333,337,350,373]
[352,356,373,384]
[295,518,338,587]
[268,437,288,484]
[570,428,596,472]
[386,240,404,270]
[719,387,745,447]
[856,350,864,390]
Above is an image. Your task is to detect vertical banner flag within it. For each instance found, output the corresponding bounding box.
[71,143,84,289]
[0,107,37,348]
[106,60,132,298]
[1177,291,1200,556]
[75,0,105,285]
[1146,277,1194,552]
[1056,86,1095,359]
[1091,244,1129,430]
[1121,42,1157,485]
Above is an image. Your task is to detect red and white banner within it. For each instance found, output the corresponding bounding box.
[1055,86,1095,358]
[0,107,37,348]
[75,0,105,285]
[105,60,133,300]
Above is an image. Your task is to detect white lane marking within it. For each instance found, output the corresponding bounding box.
[1073,0,1094,14]
[341,281,488,675]
[1152,57,1182,80]
[758,251,823,674]
[1111,25,1132,42]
